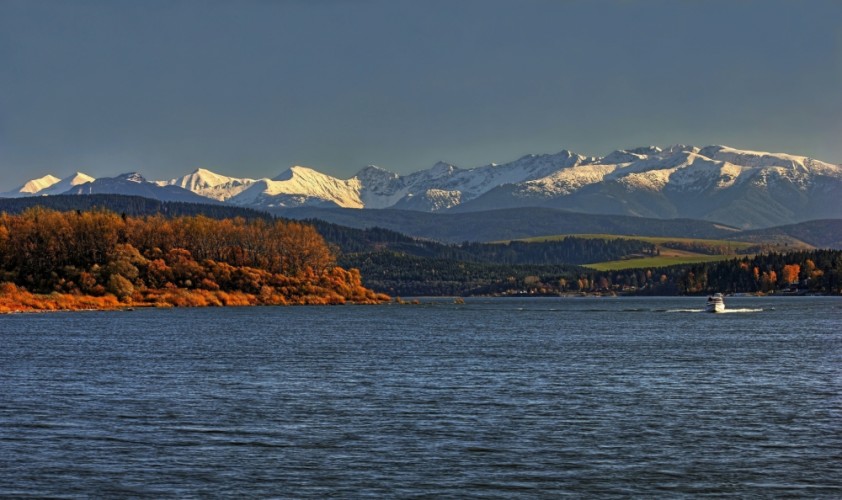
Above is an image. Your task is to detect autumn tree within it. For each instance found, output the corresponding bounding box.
[0,208,385,306]
[781,264,800,285]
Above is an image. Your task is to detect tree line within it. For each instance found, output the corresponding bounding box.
[343,249,842,297]
[627,250,842,295]
[455,238,655,265]
[0,194,274,221]
[341,251,582,296]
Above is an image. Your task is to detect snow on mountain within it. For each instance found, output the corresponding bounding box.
[457,145,842,227]
[1,174,61,197]
[610,151,733,192]
[354,150,590,211]
[228,166,364,208]
[441,150,588,196]
[157,168,256,201]
[214,149,590,211]
[598,149,651,165]
[39,172,96,196]
[1,172,95,198]
[516,145,840,198]
[354,165,405,208]
[63,172,213,203]
[4,144,839,228]
[21,174,61,194]
[392,188,463,212]
[700,145,815,170]
[498,147,699,198]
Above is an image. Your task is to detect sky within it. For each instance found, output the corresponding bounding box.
[1,0,841,188]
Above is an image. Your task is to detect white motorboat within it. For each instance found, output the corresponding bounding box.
[706,293,725,313]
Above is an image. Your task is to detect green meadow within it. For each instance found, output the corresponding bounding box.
[514,234,760,271]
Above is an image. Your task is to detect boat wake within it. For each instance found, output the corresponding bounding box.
[718,308,763,313]
[665,308,763,314]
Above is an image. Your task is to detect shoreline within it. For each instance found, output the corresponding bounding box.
[0,286,390,314]
[4,291,835,315]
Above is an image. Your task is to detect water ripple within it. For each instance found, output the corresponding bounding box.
[1,296,841,497]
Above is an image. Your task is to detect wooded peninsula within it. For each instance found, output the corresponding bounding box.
[0,208,388,312]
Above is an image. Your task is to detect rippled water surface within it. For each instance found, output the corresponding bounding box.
[2,296,841,497]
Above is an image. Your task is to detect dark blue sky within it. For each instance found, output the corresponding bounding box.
[1,0,840,187]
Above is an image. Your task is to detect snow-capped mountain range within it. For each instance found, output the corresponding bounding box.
[4,145,841,228]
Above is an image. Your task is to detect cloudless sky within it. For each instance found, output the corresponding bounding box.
[1,0,840,188]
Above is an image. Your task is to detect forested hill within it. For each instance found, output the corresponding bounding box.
[0,194,273,221]
[305,218,656,266]
[729,219,842,250]
[274,206,742,242]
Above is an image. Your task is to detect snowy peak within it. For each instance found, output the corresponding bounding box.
[626,146,663,156]
[353,165,405,209]
[179,168,243,189]
[66,172,95,185]
[2,172,95,198]
[271,165,330,182]
[662,144,700,156]
[429,161,458,176]
[355,164,398,179]
[403,162,461,188]
[697,145,821,171]
[118,172,146,183]
[354,165,400,187]
[230,166,363,209]
[21,174,61,194]
[40,172,96,196]
[158,168,255,201]
[598,149,650,165]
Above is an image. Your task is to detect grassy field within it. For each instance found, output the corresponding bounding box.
[584,254,736,271]
[502,231,818,271]
[518,233,756,251]
[512,233,758,271]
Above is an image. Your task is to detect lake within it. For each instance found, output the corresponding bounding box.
[2,296,841,497]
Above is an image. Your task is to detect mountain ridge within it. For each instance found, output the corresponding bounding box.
[4,144,840,229]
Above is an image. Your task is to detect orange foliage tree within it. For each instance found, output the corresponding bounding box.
[0,208,388,309]
[781,264,800,285]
